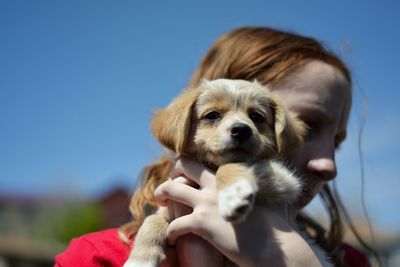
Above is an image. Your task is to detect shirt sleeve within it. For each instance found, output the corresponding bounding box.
[54,229,130,267]
[55,236,104,267]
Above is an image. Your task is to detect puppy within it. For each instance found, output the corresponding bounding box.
[124,79,307,267]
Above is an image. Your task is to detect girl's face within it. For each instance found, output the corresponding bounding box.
[270,60,352,210]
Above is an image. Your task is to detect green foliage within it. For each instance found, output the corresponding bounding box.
[52,202,105,244]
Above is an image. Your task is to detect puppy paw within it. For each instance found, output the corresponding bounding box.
[218,180,256,223]
[123,259,157,267]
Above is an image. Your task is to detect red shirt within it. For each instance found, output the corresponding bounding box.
[55,229,130,267]
[55,228,371,267]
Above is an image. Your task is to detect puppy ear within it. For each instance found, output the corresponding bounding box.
[270,96,307,155]
[151,88,200,154]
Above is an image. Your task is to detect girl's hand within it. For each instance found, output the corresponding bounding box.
[162,176,225,267]
[155,156,325,267]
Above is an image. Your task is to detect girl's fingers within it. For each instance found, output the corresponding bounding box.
[167,214,197,245]
[172,176,199,189]
[154,179,202,207]
[172,156,216,189]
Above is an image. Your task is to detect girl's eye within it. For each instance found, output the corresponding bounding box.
[334,141,341,150]
[203,111,221,121]
[301,119,320,140]
[248,111,265,123]
[334,132,345,150]
[303,119,318,130]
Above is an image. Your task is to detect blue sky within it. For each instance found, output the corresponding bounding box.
[1,1,399,232]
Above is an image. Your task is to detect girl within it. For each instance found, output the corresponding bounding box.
[56,27,374,267]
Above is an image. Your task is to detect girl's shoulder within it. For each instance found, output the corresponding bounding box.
[55,228,131,267]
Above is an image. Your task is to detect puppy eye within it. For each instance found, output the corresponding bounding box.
[248,111,265,123]
[203,111,221,121]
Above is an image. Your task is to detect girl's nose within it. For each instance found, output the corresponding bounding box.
[307,157,337,181]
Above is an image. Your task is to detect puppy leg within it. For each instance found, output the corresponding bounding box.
[216,163,258,223]
[124,207,169,267]
[255,160,301,204]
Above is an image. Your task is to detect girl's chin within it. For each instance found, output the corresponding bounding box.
[293,192,313,210]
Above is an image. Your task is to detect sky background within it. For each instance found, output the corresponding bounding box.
[1,1,399,233]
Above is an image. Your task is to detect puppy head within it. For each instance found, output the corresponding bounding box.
[151,79,306,165]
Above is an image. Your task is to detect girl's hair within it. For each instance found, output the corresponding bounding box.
[190,27,351,87]
[120,26,375,266]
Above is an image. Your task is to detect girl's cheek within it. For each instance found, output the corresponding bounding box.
[286,144,309,169]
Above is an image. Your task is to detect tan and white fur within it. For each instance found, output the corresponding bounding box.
[124,79,316,267]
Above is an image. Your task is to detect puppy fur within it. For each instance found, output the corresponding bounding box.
[124,79,317,267]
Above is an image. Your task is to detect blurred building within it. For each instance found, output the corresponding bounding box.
[0,187,132,267]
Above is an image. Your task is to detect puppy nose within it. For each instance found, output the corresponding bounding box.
[231,123,252,143]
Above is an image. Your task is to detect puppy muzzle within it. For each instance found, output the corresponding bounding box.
[230,123,252,144]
